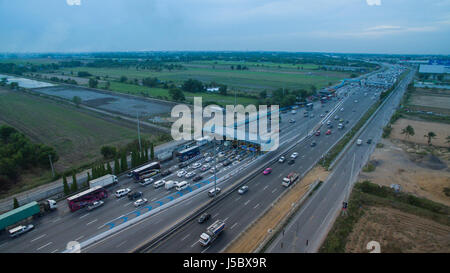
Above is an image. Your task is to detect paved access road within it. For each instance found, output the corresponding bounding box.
[266,69,414,253]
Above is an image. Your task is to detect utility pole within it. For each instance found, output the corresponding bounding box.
[137,111,142,153]
[48,154,55,178]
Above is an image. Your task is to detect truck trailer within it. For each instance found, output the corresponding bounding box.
[89,174,118,188]
[199,219,225,246]
[0,200,57,231]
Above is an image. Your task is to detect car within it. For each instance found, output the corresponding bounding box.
[326,130,331,135]
[160,170,172,177]
[327,120,331,125]
[203,152,210,157]
[153,179,166,188]
[209,167,217,174]
[178,162,188,168]
[208,187,221,197]
[340,108,344,111]
[232,160,239,165]
[216,163,223,169]
[223,160,232,166]
[191,162,202,169]
[339,118,344,123]
[198,213,211,223]
[334,115,339,120]
[288,159,295,165]
[366,139,372,144]
[278,156,286,163]
[263,168,272,175]
[310,113,314,118]
[177,170,187,177]
[128,191,143,200]
[310,141,316,147]
[289,119,296,123]
[134,198,148,207]
[325,110,329,113]
[8,224,34,238]
[354,100,358,103]
[115,188,131,198]
[320,114,325,118]
[238,185,249,195]
[127,172,133,178]
[327,123,333,128]
[315,130,321,136]
[139,178,153,186]
[218,151,226,157]
[291,152,298,159]
[356,139,363,145]
[204,156,212,162]
[201,164,211,172]
[87,200,104,211]
[192,175,203,182]
[185,171,196,178]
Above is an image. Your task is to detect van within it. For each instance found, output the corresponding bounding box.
[176,181,189,191]
[153,179,166,188]
[338,123,344,129]
[165,180,177,190]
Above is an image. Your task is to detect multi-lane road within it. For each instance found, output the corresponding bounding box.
[0,64,404,253]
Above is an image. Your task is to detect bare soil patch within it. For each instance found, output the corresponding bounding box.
[390,118,450,147]
[225,166,329,253]
[359,138,450,206]
[345,206,450,253]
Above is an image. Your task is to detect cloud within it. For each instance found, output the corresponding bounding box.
[66,0,81,6]
[366,0,381,6]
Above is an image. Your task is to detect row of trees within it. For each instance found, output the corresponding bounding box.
[400,124,449,146]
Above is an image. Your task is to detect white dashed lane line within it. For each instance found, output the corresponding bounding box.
[36,242,52,251]
[86,219,98,226]
[30,234,46,242]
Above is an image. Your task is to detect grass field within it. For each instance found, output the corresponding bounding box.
[61,64,349,93]
[0,88,157,173]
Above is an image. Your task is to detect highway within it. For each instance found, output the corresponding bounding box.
[138,68,400,253]
[0,65,400,253]
[265,69,414,253]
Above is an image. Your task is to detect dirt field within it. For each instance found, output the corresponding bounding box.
[224,166,329,253]
[390,118,450,147]
[359,138,450,206]
[345,206,450,253]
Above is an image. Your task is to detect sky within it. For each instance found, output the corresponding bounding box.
[0,0,449,54]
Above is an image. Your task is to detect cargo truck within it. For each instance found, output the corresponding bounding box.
[281,172,299,187]
[0,200,56,231]
[199,219,225,246]
[157,151,173,162]
[89,174,118,188]
[165,180,177,190]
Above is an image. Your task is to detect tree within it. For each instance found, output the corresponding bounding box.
[107,162,113,174]
[121,152,128,172]
[120,76,128,83]
[150,143,155,160]
[105,81,110,90]
[101,145,117,159]
[142,77,159,87]
[259,90,267,99]
[181,79,204,93]
[71,173,78,193]
[63,175,70,196]
[72,96,82,108]
[311,85,317,93]
[114,157,120,175]
[169,88,185,101]
[87,172,91,183]
[88,78,98,88]
[401,125,415,140]
[424,131,437,146]
[219,85,227,96]
[13,198,19,209]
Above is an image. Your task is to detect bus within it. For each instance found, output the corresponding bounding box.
[306,103,314,111]
[176,145,200,162]
[67,186,108,212]
[132,162,161,181]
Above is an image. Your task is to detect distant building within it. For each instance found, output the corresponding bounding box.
[419,64,450,74]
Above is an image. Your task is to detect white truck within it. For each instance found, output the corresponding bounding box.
[199,220,225,246]
[281,172,299,187]
[89,174,118,188]
[157,151,173,162]
[165,180,177,190]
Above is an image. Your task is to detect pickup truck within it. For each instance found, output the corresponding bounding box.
[282,172,299,187]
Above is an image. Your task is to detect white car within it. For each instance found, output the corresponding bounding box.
[204,157,212,162]
[320,114,325,118]
[139,178,153,186]
[201,164,211,172]
[185,171,196,178]
[232,160,239,165]
[191,162,202,169]
[340,108,344,111]
[87,200,104,211]
[134,198,148,207]
[218,151,226,157]
[177,170,187,177]
[153,179,166,188]
[115,188,131,198]
[290,152,299,159]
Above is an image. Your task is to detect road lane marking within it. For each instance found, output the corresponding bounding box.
[86,219,98,226]
[190,241,198,248]
[244,200,250,206]
[52,218,61,223]
[230,222,238,229]
[272,188,278,193]
[224,217,229,222]
[201,245,211,253]
[51,249,59,253]
[124,202,133,207]
[253,203,260,209]
[79,213,90,219]
[36,242,52,251]
[75,235,84,241]
[235,197,241,202]
[31,234,46,242]
[116,240,127,248]
[263,185,269,191]
[97,225,105,230]
[181,234,191,241]
[151,197,157,202]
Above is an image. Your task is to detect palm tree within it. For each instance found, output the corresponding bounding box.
[424,131,437,146]
[401,125,415,140]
